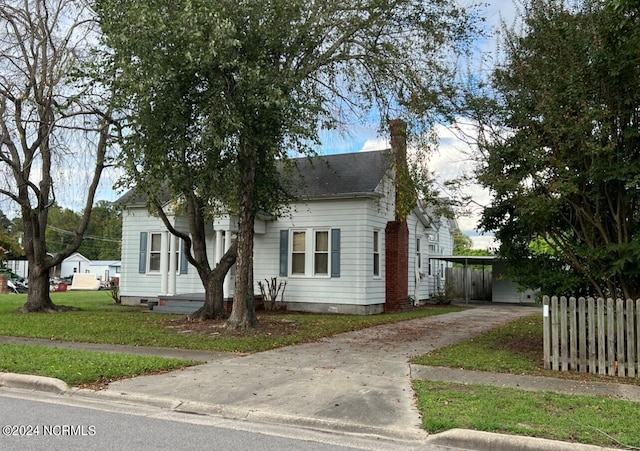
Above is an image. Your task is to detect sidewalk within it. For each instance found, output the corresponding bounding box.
[0,304,628,450]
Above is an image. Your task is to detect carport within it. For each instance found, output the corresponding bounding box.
[430,255,495,304]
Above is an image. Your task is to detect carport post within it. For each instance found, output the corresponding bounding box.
[464,258,468,304]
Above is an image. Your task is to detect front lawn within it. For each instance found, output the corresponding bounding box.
[412,314,545,374]
[0,291,462,386]
[412,313,640,448]
[0,291,463,353]
[415,380,640,448]
[0,343,196,386]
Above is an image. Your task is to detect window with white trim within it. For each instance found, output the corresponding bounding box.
[373,230,380,276]
[288,228,333,277]
[149,232,162,272]
[291,231,306,275]
[141,232,186,275]
[416,237,422,269]
[314,231,329,275]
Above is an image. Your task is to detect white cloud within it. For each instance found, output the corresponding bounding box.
[347,120,497,251]
[427,122,496,250]
[359,138,389,152]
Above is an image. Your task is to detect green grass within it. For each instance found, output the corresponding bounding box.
[0,292,463,353]
[0,291,462,386]
[411,314,544,373]
[0,343,196,386]
[412,313,640,448]
[415,380,640,448]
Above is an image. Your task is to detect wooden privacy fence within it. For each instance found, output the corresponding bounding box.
[543,295,640,378]
[445,267,492,301]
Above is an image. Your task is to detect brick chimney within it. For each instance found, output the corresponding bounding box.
[389,118,408,221]
[385,119,410,312]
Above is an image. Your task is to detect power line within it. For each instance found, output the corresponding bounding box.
[46,225,122,243]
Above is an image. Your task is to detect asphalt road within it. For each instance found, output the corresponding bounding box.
[0,389,456,451]
[0,393,361,451]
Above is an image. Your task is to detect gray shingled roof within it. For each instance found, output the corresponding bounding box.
[290,150,390,199]
[117,149,392,206]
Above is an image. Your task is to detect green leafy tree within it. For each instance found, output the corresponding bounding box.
[453,232,473,255]
[45,202,121,260]
[0,209,23,260]
[474,0,640,298]
[98,0,479,327]
[0,0,118,312]
[79,201,122,260]
[46,205,81,255]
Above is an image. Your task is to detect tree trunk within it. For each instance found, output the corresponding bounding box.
[226,150,259,330]
[191,241,237,320]
[19,265,57,313]
[226,212,258,329]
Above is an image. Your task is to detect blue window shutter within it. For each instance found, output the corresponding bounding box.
[331,228,340,278]
[179,239,188,274]
[279,230,288,277]
[138,232,147,274]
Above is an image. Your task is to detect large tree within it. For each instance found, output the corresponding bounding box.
[98,0,478,327]
[0,0,117,311]
[474,0,640,298]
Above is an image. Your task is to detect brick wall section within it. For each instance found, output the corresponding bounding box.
[385,220,410,312]
[0,275,7,294]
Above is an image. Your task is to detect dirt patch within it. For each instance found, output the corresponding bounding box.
[78,368,190,391]
[162,314,302,338]
[160,305,456,341]
[497,335,545,364]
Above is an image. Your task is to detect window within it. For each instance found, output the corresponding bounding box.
[416,238,422,269]
[281,228,339,277]
[373,230,380,276]
[149,232,162,271]
[291,231,306,275]
[138,232,188,275]
[314,231,329,275]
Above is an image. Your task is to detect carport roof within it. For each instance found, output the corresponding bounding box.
[430,255,496,266]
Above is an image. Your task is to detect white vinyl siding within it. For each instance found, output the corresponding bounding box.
[407,214,456,301]
[120,209,212,299]
[253,197,391,307]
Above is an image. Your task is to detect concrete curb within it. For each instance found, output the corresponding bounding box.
[426,429,617,451]
[73,388,430,443]
[0,372,68,394]
[2,373,618,451]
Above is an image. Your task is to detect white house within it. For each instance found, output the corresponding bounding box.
[6,258,28,279]
[89,260,122,284]
[55,252,92,279]
[117,122,457,314]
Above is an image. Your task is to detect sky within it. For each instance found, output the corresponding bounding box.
[17,0,520,251]
[305,1,520,250]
